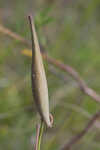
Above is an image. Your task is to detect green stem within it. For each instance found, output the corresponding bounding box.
[38,120,44,150]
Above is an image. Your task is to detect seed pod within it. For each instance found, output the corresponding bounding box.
[28,16,52,128]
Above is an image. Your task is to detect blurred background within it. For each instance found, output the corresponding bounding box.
[0,0,100,150]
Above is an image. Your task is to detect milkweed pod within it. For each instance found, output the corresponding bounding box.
[28,15,52,128]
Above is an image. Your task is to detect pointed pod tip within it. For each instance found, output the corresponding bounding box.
[28,15,32,23]
[28,15,32,19]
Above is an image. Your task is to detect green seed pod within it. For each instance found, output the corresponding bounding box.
[28,16,52,128]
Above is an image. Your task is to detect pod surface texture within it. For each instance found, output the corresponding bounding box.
[28,16,51,127]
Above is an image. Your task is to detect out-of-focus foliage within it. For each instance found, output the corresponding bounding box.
[0,0,100,150]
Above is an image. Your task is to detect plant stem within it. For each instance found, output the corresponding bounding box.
[38,120,44,150]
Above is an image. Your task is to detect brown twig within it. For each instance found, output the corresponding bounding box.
[0,24,100,103]
[48,65,69,83]
[43,54,100,103]
[61,110,100,150]
[0,25,30,46]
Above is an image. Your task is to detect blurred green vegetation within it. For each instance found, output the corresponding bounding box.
[0,0,100,150]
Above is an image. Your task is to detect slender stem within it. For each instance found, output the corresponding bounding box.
[38,120,44,150]
[34,121,44,150]
[34,124,40,150]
